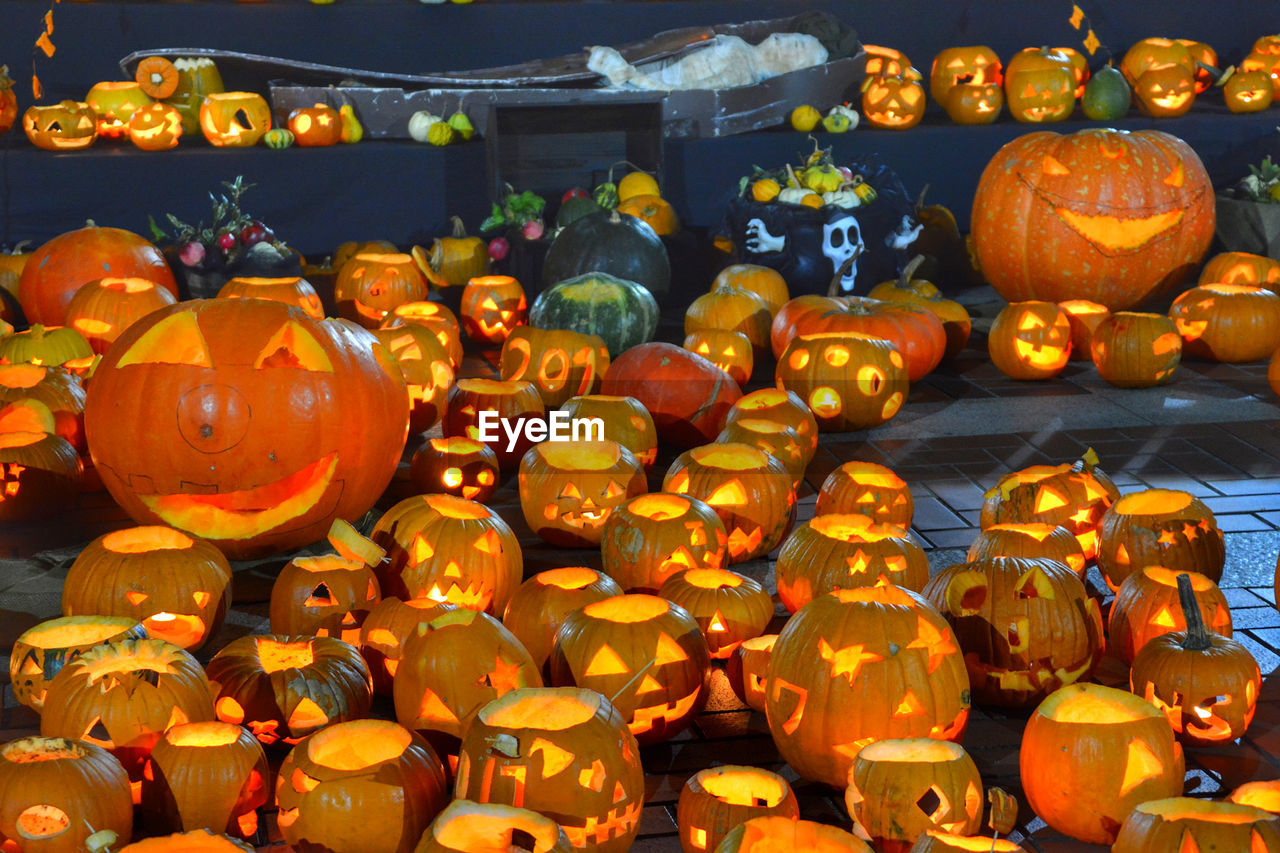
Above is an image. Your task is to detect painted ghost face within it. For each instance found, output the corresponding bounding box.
[823,215,863,293]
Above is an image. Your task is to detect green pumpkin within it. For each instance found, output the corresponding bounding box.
[1082,65,1131,121]
[541,209,671,302]
[263,128,296,150]
[528,272,658,357]
[555,196,602,230]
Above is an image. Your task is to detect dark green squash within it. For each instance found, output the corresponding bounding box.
[528,271,658,357]
[1082,65,1131,120]
[541,210,671,301]
[555,196,602,230]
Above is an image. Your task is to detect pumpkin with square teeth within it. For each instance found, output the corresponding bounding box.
[519,440,646,547]
[9,616,146,713]
[83,299,409,559]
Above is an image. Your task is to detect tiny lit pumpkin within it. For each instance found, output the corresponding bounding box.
[560,394,658,469]
[1200,251,1280,288]
[502,568,623,670]
[518,440,646,547]
[684,287,771,357]
[909,832,1028,853]
[500,326,610,407]
[40,638,215,784]
[1097,488,1225,590]
[199,92,272,147]
[1134,65,1196,117]
[677,766,799,853]
[9,615,146,713]
[0,737,134,853]
[929,45,1003,103]
[381,301,464,369]
[1224,68,1274,113]
[139,721,269,840]
[727,387,819,457]
[815,460,913,526]
[1130,572,1259,747]
[409,436,499,502]
[684,328,753,387]
[275,720,449,853]
[1170,283,1280,363]
[1019,683,1184,845]
[1121,38,1196,86]
[268,554,381,644]
[776,514,930,612]
[979,453,1119,560]
[63,526,232,651]
[205,635,373,746]
[987,300,1072,379]
[455,687,645,852]
[65,277,177,355]
[287,103,342,147]
[1177,39,1218,93]
[1107,566,1232,665]
[0,398,83,522]
[1091,311,1182,387]
[766,586,970,788]
[923,556,1105,709]
[370,493,523,613]
[126,102,183,151]
[942,82,1003,125]
[217,276,323,319]
[658,568,773,659]
[863,46,917,79]
[776,332,908,432]
[600,492,729,592]
[1058,299,1110,360]
[443,377,545,470]
[461,275,528,344]
[85,81,152,138]
[370,324,455,434]
[23,100,98,151]
[335,253,429,329]
[845,739,984,851]
[966,522,1086,579]
[1003,47,1076,122]
[414,800,573,853]
[1112,798,1280,853]
[664,442,796,563]
[724,634,776,712]
[862,74,926,129]
[717,816,871,853]
[550,594,711,745]
[1054,46,1090,97]
[1240,51,1280,99]
[1230,780,1280,815]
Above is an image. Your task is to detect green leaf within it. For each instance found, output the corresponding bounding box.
[146,215,168,243]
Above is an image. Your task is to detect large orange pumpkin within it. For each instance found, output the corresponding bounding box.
[83,299,409,559]
[19,226,178,326]
[600,342,741,449]
[971,128,1214,309]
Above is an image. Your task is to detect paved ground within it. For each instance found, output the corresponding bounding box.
[2,288,1279,852]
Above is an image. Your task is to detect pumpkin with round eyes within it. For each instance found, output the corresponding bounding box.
[287,103,342,147]
[1134,66,1196,117]
[127,102,183,151]
[971,128,1215,309]
[83,299,410,559]
[409,436,499,502]
[335,253,429,330]
[518,440,646,548]
[930,46,1003,103]
[776,332,909,431]
[1003,47,1075,123]
[559,394,657,470]
[861,74,926,130]
[63,526,232,652]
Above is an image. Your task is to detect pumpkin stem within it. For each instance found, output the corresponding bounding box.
[608,209,623,225]
[449,215,467,238]
[915,183,930,210]
[784,163,800,190]
[608,160,651,184]
[1176,571,1212,651]
[825,245,864,298]
[897,255,925,289]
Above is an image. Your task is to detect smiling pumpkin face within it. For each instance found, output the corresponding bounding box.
[971,128,1214,309]
[83,299,409,559]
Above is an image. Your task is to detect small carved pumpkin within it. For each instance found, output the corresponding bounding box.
[1112,798,1280,853]
[1170,283,1280,363]
[335,253,429,329]
[443,378,545,469]
[980,454,1119,560]
[287,103,342,147]
[716,418,806,488]
[685,287,771,357]
[66,277,177,354]
[1091,311,1182,387]
[776,332,908,431]
[942,82,1003,124]
[1199,251,1280,288]
[987,300,1072,379]
[380,301,464,368]
[0,399,82,522]
[1058,299,1110,360]
[1134,66,1196,117]
[9,615,146,713]
[862,74,926,129]
[724,634,777,712]
[502,568,623,671]
[409,436,499,502]
[930,45,1003,103]
[684,328,754,387]
[415,800,572,853]
[269,554,381,644]
[966,522,1086,579]
[23,101,98,150]
[815,460,912,526]
[726,388,818,456]
[560,394,657,469]
[1107,566,1232,665]
[658,568,773,659]
[85,81,152,138]
[677,766,799,853]
[199,92,272,147]
[127,102,183,151]
[1224,68,1274,113]
[600,492,729,592]
[461,275,528,344]
[218,276,324,319]
[370,324,455,434]
[776,514,929,612]
[357,598,456,696]
[518,440,646,547]
[0,364,87,453]
[1097,488,1225,590]
[1003,47,1076,123]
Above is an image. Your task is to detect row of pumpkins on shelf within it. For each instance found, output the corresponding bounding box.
[4,431,1279,853]
[856,33,1280,129]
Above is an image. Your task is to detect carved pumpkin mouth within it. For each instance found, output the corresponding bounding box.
[1018,106,1069,121]
[137,453,338,541]
[560,507,610,529]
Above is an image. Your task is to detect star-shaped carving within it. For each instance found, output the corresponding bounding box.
[482,654,526,693]
[907,615,957,674]
[819,638,883,685]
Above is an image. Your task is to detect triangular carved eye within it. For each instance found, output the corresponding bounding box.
[1042,155,1071,176]
[604,481,627,499]
[19,652,41,675]
[559,483,582,500]
[304,583,336,608]
[254,321,334,372]
[83,717,112,746]
[116,311,211,367]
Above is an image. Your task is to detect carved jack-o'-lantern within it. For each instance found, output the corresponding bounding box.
[393,608,542,747]
[776,332,908,432]
[980,454,1119,560]
[118,831,254,853]
[269,555,381,644]
[23,101,98,150]
[971,128,1215,310]
[658,568,773,660]
[766,586,970,788]
[443,378,545,469]
[943,82,1003,125]
[845,739,984,851]
[1107,567,1232,665]
[551,594,711,744]
[863,46,917,79]
[519,440,646,547]
[1091,311,1182,388]
[139,721,269,840]
[1170,283,1280,363]
[85,81,152,138]
[815,460,913,526]
[370,324,454,434]
[199,92,272,147]
[685,287,771,358]
[678,766,799,853]
[357,598,456,695]
[409,436,499,502]
[1059,299,1110,360]
[0,364,86,454]
[967,522,1086,579]
[1121,38,1196,87]
[455,687,645,853]
[1134,66,1196,118]
[217,277,324,319]
[276,720,449,853]
[1200,251,1280,288]
[1239,51,1280,99]
[0,399,82,522]
[461,275,528,344]
[718,816,872,852]
[930,45,1003,103]
[664,443,796,563]
[371,493,523,613]
[206,635,373,746]
[0,737,134,853]
[381,301,464,369]
[127,102,183,151]
[40,639,215,786]
[776,514,929,612]
[9,616,146,713]
[1230,780,1280,815]
[684,328,754,387]
[1225,69,1275,113]
[416,801,573,853]
[66,277,178,355]
[83,300,409,560]
[988,300,1072,379]
[1020,683,1185,845]
[560,394,657,469]
[1112,798,1280,853]
[923,556,1105,708]
[335,253,429,330]
[502,568,623,671]
[600,493,729,593]
[1003,48,1075,122]
[500,326,610,407]
[861,75,926,129]
[63,526,232,651]
[725,634,776,712]
[287,103,342,147]
[1097,488,1225,590]
[910,832,1028,853]
[716,418,807,488]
